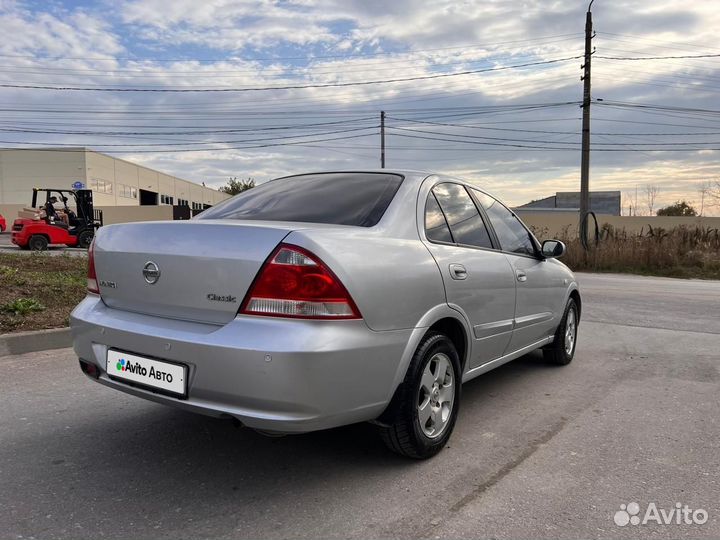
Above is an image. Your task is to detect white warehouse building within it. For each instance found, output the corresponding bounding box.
[0,148,230,211]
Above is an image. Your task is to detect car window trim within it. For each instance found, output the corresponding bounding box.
[465,186,501,251]
[427,182,497,251]
[459,184,498,250]
[421,180,542,259]
[468,186,542,259]
[425,191,456,244]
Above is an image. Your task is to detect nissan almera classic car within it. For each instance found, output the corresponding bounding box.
[71,171,580,459]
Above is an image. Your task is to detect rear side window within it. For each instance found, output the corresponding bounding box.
[424,193,453,243]
[472,189,537,256]
[198,172,404,227]
[431,183,493,249]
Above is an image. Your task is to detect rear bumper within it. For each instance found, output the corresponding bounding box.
[70,295,412,433]
[11,230,27,246]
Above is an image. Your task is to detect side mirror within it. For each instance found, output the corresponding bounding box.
[541,240,566,259]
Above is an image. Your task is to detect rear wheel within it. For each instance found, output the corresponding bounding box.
[76,229,94,249]
[378,332,461,459]
[543,298,579,365]
[28,234,49,251]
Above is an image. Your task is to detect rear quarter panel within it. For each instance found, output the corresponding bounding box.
[284,228,446,332]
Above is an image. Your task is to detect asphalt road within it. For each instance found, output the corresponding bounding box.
[1,273,718,539]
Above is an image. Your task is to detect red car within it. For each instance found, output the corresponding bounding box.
[11,188,101,250]
[0,213,6,233]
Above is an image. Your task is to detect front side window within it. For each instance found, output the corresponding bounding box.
[198,172,404,227]
[472,189,537,256]
[431,183,493,249]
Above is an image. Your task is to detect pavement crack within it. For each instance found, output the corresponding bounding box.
[583,319,720,335]
[448,417,568,513]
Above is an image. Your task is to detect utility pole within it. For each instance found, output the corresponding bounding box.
[579,0,594,243]
[635,184,638,216]
[380,110,386,168]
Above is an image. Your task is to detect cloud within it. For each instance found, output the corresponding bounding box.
[0,3,123,58]
[0,0,718,215]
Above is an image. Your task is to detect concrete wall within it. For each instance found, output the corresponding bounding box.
[517,191,622,216]
[0,149,86,204]
[97,205,173,225]
[0,149,230,210]
[516,210,720,240]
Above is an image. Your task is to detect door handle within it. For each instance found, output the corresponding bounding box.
[516,270,527,282]
[449,264,467,280]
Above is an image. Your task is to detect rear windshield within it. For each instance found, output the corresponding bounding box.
[198,172,404,227]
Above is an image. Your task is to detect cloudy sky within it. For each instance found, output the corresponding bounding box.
[1,0,719,214]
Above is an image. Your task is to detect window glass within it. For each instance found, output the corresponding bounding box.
[424,193,453,243]
[198,173,403,227]
[432,183,493,248]
[473,189,537,256]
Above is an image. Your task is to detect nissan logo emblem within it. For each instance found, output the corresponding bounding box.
[142,261,161,284]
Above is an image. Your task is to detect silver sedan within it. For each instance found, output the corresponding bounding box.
[71,171,580,458]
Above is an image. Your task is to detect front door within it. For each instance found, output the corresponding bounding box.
[471,188,562,352]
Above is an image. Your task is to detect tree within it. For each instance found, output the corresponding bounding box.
[645,184,660,216]
[656,201,697,216]
[697,181,712,216]
[219,177,255,195]
[705,179,720,211]
[623,191,636,216]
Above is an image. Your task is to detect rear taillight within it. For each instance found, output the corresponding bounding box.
[240,244,361,319]
[87,240,99,294]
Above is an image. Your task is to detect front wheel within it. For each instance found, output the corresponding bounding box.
[378,332,461,459]
[543,298,579,365]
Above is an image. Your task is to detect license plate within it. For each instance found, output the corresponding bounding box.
[107,350,187,397]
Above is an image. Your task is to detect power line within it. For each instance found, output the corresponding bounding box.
[0,126,380,146]
[596,32,720,53]
[386,116,720,136]
[0,120,378,136]
[0,56,582,92]
[0,41,582,77]
[596,53,720,60]
[0,132,378,153]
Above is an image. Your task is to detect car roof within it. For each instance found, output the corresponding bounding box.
[267,170,503,206]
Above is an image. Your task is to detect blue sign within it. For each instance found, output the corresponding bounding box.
[72,181,85,189]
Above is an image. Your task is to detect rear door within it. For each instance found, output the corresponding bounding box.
[472,189,565,352]
[422,182,516,369]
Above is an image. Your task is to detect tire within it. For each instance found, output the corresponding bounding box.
[28,234,49,251]
[76,230,94,249]
[378,331,461,459]
[543,298,579,365]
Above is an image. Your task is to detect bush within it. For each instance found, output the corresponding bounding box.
[554,226,720,279]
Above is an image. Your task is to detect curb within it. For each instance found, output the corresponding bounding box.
[0,327,72,357]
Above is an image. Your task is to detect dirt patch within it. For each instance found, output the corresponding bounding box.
[0,253,87,334]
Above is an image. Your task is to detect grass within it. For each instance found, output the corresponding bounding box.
[533,224,720,280]
[0,298,46,316]
[0,253,87,334]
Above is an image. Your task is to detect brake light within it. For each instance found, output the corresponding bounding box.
[87,240,99,294]
[240,244,361,319]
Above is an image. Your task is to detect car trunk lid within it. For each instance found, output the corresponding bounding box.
[93,220,293,325]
